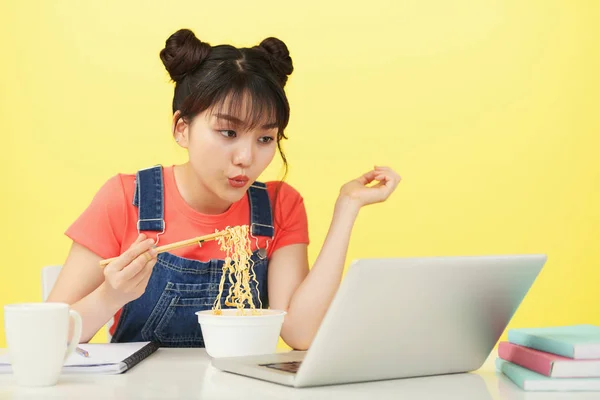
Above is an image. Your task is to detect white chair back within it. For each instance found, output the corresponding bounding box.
[41,265,63,301]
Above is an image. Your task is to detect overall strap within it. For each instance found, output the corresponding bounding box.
[132,165,165,236]
[247,182,275,239]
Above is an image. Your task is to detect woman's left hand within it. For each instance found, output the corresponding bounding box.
[339,166,402,208]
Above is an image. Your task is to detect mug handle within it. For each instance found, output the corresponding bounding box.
[64,309,83,361]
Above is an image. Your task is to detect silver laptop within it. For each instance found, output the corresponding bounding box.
[211,254,546,388]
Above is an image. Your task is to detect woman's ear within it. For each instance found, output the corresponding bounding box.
[172,110,190,148]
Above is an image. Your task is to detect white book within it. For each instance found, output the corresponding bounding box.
[0,341,158,375]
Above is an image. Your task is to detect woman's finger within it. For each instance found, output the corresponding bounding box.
[117,247,157,281]
[132,257,157,289]
[374,166,401,182]
[357,170,378,185]
[108,238,156,272]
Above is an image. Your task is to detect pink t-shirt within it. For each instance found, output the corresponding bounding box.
[65,165,309,335]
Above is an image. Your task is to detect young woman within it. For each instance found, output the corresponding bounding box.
[47,29,401,350]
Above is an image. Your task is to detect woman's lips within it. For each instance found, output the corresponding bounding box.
[228,175,249,188]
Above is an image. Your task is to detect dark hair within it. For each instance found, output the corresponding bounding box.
[160,29,293,225]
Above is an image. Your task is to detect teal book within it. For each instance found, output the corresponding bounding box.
[496,358,600,391]
[508,325,600,359]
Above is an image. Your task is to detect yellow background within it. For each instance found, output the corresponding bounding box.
[1,0,599,349]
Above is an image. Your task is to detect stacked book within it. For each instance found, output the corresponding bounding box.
[496,324,600,391]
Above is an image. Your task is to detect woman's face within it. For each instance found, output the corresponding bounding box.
[174,98,279,205]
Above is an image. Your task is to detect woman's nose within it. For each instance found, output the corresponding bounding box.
[232,141,253,167]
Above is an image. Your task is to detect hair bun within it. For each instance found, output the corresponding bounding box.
[160,29,211,82]
[256,37,294,86]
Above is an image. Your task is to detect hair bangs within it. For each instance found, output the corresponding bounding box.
[182,68,289,136]
[209,75,289,134]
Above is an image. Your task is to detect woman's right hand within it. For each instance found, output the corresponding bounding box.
[101,234,158,308]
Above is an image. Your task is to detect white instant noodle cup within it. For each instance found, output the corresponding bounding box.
[196,309,286,358]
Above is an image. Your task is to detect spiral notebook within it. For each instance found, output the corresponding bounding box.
[0,341,159,375]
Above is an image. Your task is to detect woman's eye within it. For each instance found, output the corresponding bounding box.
[219,130,237,138]
[259,136,274,144]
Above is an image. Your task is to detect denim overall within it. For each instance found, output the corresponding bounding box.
[110,165,274,347]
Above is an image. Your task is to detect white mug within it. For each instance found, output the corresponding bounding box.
[4,302,82,387]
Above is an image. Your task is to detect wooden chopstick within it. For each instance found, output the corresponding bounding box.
[98,230,229,267]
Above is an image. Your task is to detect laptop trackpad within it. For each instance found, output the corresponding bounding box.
[250,351,306,374]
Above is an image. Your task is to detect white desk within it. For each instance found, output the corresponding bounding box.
[1,349,599,399]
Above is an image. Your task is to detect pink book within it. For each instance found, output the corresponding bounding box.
[498,341,600,378]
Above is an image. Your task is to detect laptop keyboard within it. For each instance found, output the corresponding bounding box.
[259,361,302,374]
